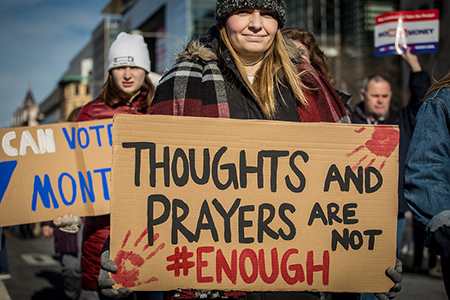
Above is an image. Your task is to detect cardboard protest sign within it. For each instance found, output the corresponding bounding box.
[0,119,113,227]
[110,114,399,293]
[375,9,439,57]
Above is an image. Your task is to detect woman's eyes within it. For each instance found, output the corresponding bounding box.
[235,9,251,15]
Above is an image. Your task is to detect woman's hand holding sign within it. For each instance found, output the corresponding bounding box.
[376,258,403,300]
[54,212,81,233]
[99,229,165,298]
[99,236,132,298]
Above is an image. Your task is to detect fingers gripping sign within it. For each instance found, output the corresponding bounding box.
[54,212,81,233]
[346,126,399,171]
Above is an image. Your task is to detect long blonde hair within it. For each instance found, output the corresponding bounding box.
[220,27,307,119]
[425,71,450,99]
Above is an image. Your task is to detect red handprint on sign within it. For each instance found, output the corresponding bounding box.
[346,126,399,171]
[111,228,165,288]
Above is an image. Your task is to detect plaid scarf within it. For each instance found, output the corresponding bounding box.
[151,57,349,124]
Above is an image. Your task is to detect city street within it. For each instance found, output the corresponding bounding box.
[0,230,447,300]
[1,231,64,300]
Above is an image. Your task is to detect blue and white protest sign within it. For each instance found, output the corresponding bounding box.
[375,9,439,57]
[0,119,114,226]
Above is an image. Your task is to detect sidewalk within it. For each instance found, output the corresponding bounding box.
[0,280,11,300]
[2,231,64,300]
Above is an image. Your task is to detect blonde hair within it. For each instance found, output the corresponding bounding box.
[425,71,450,99]
[220,27,307,119]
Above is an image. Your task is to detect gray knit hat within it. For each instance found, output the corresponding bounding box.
[215,0,286,29]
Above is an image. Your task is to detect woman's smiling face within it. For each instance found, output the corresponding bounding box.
[225,8,279,60]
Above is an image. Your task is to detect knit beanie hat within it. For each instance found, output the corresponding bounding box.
[107,32,151,73]
[215,0,286,29]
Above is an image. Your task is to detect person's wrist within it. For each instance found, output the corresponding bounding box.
[410,64,422,73]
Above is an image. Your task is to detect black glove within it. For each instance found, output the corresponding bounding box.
[374,259,402,300]
[98,236,133,298]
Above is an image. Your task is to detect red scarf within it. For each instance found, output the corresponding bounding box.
[297,61,350,123]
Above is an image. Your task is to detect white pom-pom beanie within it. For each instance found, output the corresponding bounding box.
[107,32,151,73]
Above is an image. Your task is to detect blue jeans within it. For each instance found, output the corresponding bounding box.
[397,216,406,256]
[361,293,377,300]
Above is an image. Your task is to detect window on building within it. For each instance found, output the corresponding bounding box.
[286,0,309,31]
[365,2,397,31]
[191,0,216,38]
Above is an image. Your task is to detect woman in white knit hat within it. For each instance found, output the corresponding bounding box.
[74,32,157,300]
[98,1,401,300]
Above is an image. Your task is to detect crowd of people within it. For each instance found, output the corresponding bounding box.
[2,0,450,300]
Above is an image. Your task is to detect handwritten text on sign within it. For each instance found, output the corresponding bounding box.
[0,119,114,227]
[110,114,399,293]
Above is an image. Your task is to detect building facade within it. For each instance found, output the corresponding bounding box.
[99,0,404,106]
[91,16,122,98]
[33,0,448,125]
[284,0,402,108]
[101,0,215,72]
[11,85,40,127]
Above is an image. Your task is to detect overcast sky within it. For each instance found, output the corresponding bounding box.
[0,0,110,128]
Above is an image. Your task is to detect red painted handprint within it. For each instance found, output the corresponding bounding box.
[111,228,165,288]
[346,126,399,171]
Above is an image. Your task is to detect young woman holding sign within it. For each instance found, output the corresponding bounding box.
[57,32,159,300]
[99,1,401,300]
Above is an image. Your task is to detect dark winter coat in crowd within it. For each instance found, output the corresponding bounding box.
[352,70,431,216]
[76,91,150,291]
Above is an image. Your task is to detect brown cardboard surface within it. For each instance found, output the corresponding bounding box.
[110,114,399,294]
[0,119,113,226]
